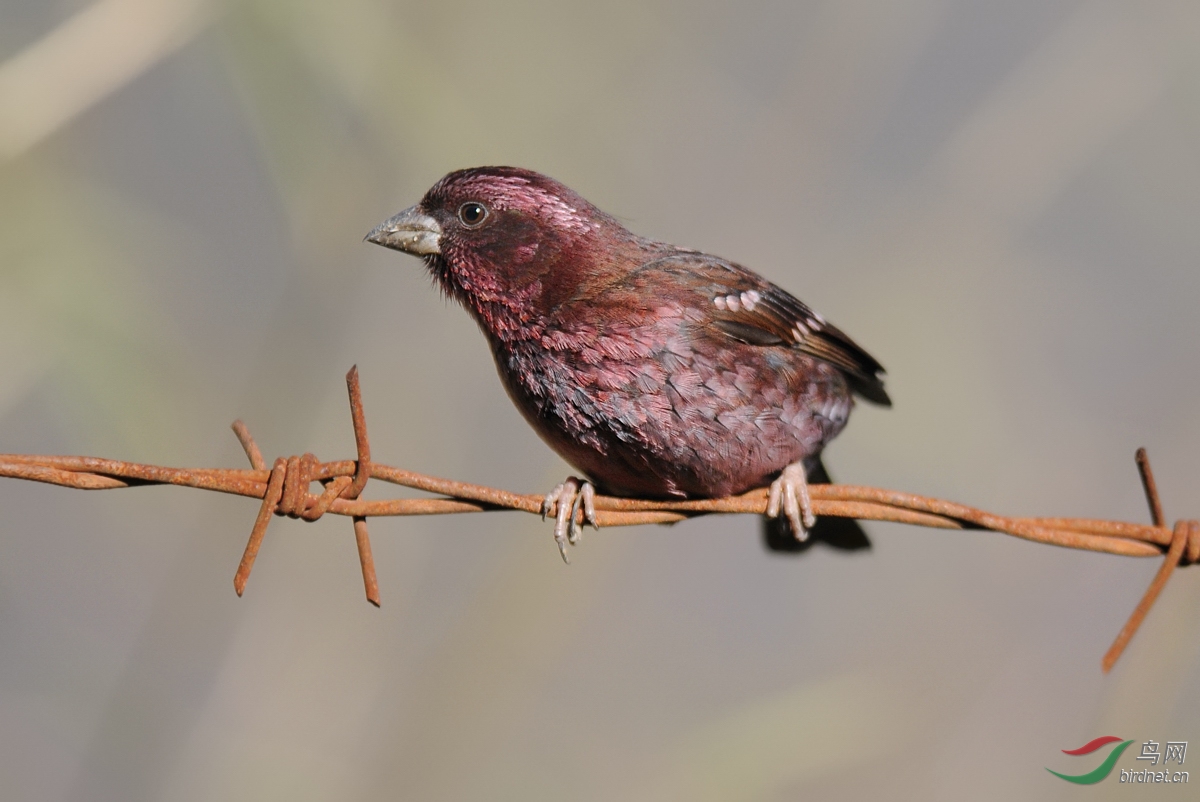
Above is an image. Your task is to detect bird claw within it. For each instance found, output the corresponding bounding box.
[540,476,597,562]
[766,462,816,541]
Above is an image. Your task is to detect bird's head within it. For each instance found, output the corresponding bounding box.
[367,167,636,338]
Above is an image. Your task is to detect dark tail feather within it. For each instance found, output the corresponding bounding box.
[761,459,872,554]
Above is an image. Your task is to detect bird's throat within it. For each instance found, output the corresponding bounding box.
[430,255,547,345]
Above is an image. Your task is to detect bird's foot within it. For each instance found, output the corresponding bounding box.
[540,476,598,563]
[766,462,817,542]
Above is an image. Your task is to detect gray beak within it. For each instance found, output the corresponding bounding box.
[365,205,441,255]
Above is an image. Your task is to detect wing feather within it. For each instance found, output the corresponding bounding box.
[631,253,891,406]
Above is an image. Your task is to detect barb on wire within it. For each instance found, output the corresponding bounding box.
[0,367,1195,672]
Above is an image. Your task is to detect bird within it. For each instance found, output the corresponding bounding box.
[366,167,890,561]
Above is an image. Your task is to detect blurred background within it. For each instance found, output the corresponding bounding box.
[1,0,1198,799]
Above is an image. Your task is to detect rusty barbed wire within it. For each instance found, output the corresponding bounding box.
[0,366,1195,672]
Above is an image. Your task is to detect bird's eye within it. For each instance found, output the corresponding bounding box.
[458,202,488,227]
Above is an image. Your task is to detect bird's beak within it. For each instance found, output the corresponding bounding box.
[364,205,441,255]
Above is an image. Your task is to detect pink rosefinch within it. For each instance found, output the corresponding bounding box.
[368,167,889,560]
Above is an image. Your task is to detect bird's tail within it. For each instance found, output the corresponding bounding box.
[761,459,871,553]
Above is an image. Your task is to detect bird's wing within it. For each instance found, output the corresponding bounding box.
[632,252,891,406]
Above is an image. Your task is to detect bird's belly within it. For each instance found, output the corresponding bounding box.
[495,343,852,499]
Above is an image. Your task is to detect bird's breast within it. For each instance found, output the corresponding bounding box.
[489,314,853,499]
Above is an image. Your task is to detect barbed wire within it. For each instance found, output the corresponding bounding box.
[0,366,1195,673]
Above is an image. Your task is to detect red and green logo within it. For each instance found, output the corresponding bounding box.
[1047,736,1135,784]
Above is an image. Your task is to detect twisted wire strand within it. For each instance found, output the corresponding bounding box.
[0,367,1194,671]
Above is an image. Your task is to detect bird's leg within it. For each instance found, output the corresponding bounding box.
[540,476,598,563]
[766,462,817,541]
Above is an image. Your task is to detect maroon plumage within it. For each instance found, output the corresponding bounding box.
[367,167,889,557]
